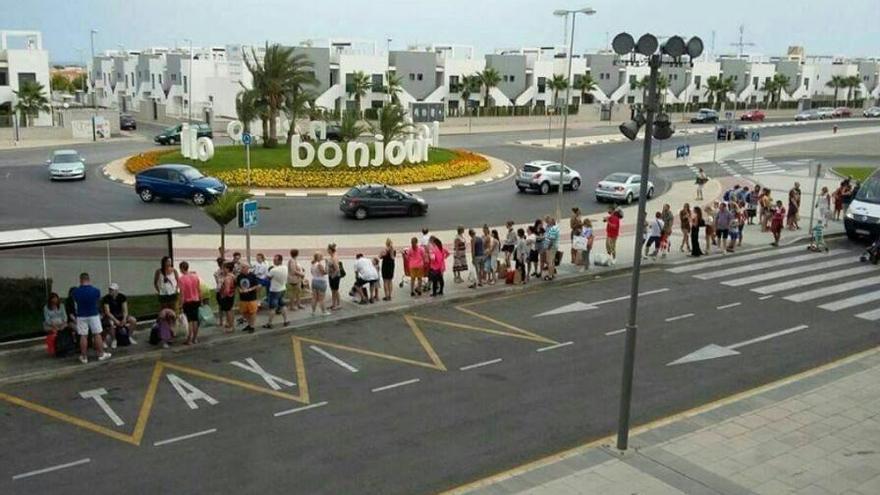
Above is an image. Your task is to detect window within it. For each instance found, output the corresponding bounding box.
[733,75,738,81]
[449,75,459,86]
[627,96,635,104]
[0,68,7,86]
[694,75,701,89]
[409,73,415,81]
[158,74,163,85]
[371,74,383,91]
[804,78,809,90]
[628,75,636,84]
[151,74,155,89]
[183,76,187,93]
[417,73,423,81]
[125,74,129,85]
[509,75,515,82]
[537,77,546,94]
[753,76,759,89]
[171,73,177,82]
[18,72,36,87]
[131,72,134,85]
[503,75,508,82]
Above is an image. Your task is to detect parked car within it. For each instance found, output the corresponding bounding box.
[845,169,880,240]
[816,107,835,119]
[740,109,765,121]
[325,125,343,141]
[863,106,880,118]
[717,125,748,141]
[339,184,427,220]
[595,173,655,204]
[832,107,852,118]
[795,109,821,121]
[515,160,582,195]
[119,114,137,130]
[690,108,719,124]
[135,164,226,205]
[46,149,86,181]
[154,123,213,145]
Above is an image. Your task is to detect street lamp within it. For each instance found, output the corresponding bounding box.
[183,38,194,123]
[89,28,98,141]
[612,31,703,451]
[552,7,597,222]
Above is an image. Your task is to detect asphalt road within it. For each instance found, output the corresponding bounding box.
[1,239,878,494]
[0,120,876,234]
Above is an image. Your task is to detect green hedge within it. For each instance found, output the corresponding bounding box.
[0,277,51,342]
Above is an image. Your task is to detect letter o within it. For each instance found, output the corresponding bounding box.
[385,140,406,165]
[196,137,215,161]
[226,120,244,142]
[317,142,343,168]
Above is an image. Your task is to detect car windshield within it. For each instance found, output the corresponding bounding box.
[180,168,204,181]
[522,165,541,172]
[854,177,880,205]
[164,126,178,133]
[605,173,631,183]
[53,154,80,163]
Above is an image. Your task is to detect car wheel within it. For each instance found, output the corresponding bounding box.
[647,187,654,199]
[354,207,368,220]
[569,178,581,191]
[539,182,551,195]
[625,192,634,204]
[409,205,422,217]
[517,186,526,193]
[192,192,208,206]
[596,196,604,203]
[138,188,154,203]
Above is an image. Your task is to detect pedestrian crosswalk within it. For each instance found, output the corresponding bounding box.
[719,157,813,177]
[667,247,880,321]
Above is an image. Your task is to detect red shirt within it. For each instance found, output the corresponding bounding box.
[179,272,201,303]
[606,214,621,239]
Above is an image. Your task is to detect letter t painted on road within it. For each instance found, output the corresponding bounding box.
[79,388,125,426]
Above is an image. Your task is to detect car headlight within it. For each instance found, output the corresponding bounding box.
[417,198,426,204]
[206,188,219,195]
[845,209,855,220]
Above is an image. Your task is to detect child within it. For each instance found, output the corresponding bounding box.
[151,307,176,349]
[581,219,594,270]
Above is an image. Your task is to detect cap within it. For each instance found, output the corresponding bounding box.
[109,283,119,291]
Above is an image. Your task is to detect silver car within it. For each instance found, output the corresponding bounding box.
[515,160,582,195]
[816,107,835,119]
[595,172,655,204]
[47,150,86,181]
[795,109,821,121]
[864,106,880,118]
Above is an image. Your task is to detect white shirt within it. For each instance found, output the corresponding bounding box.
[253,260,270,280]
[354,257,379,281]
[649,218,664,238]
[268,264,288,292]
[420,234,430,246]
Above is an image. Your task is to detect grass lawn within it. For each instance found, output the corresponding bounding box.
[831,166,878,183]
[158,145,457,175]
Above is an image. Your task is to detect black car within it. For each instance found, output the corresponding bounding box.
[340,184,427,220]
[717,125,748,141]
[690,108,719,124]
[154,123,213,145]
[325,125,343,142]
[119,114,137,130]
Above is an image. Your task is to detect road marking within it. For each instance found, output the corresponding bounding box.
[537,341,574,352]
[667,245,805,273]
[534,288,669,317]
[274,401,329,417]
[166,373,219,410]
[153,428,217,447]
[436,185,453,190]
[668,324,809,365]
[605,329,627,336]
[818,291,880,311]
[758,295,774,300]
[855,308,880,321]
[722,257,855,287]
[665,313,694,322]
[310,345,359,373]
[371,378,420,393]
[716,302,742,310]
[695,250,846,280]
[784,277,880,302]
[12,458,91,481]
[229,357,296,390]
[459,358,503,371]
[752,266,876,294]
[79,388,125,426]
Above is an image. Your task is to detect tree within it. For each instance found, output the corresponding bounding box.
[385,71,403,104]
[284,86,316,144]
[632,75,669,105]
[50,73,71,93]
[844,75,861,106]
[371,104,412,144]
[705,75,735,110]
[458,75,480,115]
[573,73,597,104]
[348,71,372,118]
[826,75,846,107]
[760,78,778,107]
[770,73,790,109]
[338,110,369,142]
[548,74,569,111]
[202,189,253,254]
[13,81,50,127]
[235,88,262,133]
[70,73,88,93]
[477,67,501,109]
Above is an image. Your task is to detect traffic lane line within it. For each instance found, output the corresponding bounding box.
[12,458,91,481]
[459,358,503,371]
[537,341,574,352]
[716,302,742,310]
[665,313,695,322]
[605,329,626,336]
[371,378,420,393]
[275,401,329,418]
[153,428,218,447]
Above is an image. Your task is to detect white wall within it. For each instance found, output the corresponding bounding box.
[2,37,52,126]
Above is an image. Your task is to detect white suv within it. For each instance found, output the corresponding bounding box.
[515,160,582,195]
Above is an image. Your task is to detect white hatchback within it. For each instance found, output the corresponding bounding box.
[515,160,582,195]
[595,173,654,204]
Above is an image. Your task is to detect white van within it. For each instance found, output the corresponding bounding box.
[845,169,880,240]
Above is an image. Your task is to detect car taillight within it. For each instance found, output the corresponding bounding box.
[534,173,542,180]
[349,198,359,205]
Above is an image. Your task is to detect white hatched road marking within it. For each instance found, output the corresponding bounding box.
[537,341,574,352]
[722,257,856,287]
[855,308,880,321]
[371,378,420,393]
[310,345,359,373]
[12,458,91,481]
[460,358,503,371]
[753,265,877,294]
[274,401,329,417]
[668,245,805,273]
[730,324,809,349]
[817,290,880,311]
[784,276,880,302]
[695,250,847,280]
[153,428,217,447]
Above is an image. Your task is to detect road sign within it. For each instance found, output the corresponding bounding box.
[750,130,760,142]
[237,199,259,228]
[725,111,733,120]
[241,132,253,146]
[675,144,690,159]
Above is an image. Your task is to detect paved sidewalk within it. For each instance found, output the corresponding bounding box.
[452,345,880,495]
[0,133,147,151]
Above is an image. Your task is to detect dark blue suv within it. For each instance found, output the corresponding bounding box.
[135,164,227,206]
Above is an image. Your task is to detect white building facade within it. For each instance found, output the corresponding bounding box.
[1,30,52,127]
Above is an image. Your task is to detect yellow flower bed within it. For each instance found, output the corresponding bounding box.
[215,150,489,188]
[125,149,173,174]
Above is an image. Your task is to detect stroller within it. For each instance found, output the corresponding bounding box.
[398,249,411,288]
[860,235,880,264]
[807,222,829,252]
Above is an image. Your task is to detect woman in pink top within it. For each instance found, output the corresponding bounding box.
[428,236,450,297]
[177,261,202,345]
[405,237,426,297]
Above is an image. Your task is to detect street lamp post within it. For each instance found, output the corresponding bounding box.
[89,28,98,141]
[553,7,597,222]
[183,39,193,123]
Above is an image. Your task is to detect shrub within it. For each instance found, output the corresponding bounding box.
[125,149,174,174]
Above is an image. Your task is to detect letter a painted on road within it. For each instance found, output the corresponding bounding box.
[166,373,219,410]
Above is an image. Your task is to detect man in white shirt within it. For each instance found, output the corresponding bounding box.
[644,211,665,259]
[264,254,289,328]
[253,253,271,306]
[353,253,380,304]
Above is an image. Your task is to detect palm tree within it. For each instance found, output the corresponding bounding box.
[338,110,369,142]
[348,71,372,118]
[203,189,253,254]
[548,74,569,111]
[632,75,669,105]
[705,75,735,110]
[458,75,479,116]
[477,67,501,109]
[760,78,778,108]
[13,81,50,127]
[371,104,412,144]
[573,73,597,104]
[235,88,261,134]
[771,73,791,109]
[385,71,403,104]
[284,87,317,144]
[826,75,846,107]
[844,75,861,107]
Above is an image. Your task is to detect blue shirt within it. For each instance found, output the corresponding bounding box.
[546,225,560,249]
[72,285,101,317]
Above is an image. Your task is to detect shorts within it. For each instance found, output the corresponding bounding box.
[716,228,729,240]
[268,290,286,310]
[355,277,368,288]
[329,275,341,291]
[646,236,661,249]
[182,301,200,322]
[76,315,102,336]
[483,255,495,272]
[528,250,538,263]
[501,245,514,253]
[729,230,740,241]
[472,256,484,271]
[239,300,259,316]
[409,266,424,279]
[218,296,234,312]
[158,294,178,307]
[311,279,328,292]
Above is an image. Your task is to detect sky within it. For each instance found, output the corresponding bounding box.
[3,0,879,63]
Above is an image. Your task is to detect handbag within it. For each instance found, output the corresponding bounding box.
[198,305,216,326]
[572,236,588,251]
[338,261,346,278]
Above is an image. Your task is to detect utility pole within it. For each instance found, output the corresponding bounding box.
[730,24,755,58]
[89,29,98,142]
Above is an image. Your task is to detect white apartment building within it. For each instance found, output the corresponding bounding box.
[0,30,52,126]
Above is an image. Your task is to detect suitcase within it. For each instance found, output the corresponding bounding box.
[554,251,563,267]
[54,329,78,358]
[505,269,515,285]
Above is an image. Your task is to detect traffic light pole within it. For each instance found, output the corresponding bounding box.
[616,54,659,451]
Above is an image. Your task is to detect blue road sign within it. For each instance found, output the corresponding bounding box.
[238,199,259,228]
[750,131,760,142]
[676,144,690,158]
[241,132,253,146]
[725,111,733,120]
